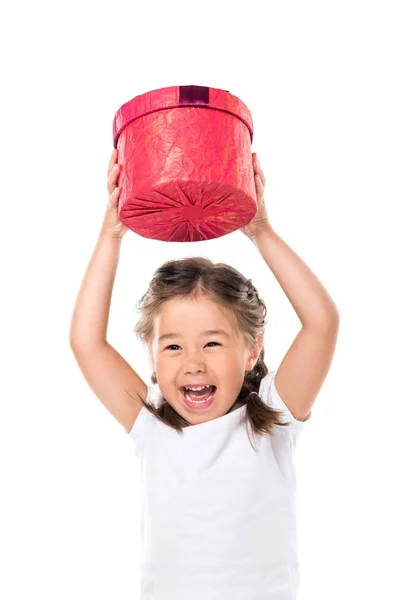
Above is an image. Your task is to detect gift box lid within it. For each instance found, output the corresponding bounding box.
[112,85,253,148]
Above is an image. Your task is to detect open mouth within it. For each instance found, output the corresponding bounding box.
[179,385,217,409]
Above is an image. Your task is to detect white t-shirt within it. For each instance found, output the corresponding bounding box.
[126,369,310,600]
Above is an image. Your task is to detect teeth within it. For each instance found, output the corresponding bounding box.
[185,385,212,391]
[183,388,216,404]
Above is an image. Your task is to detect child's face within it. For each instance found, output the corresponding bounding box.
[150,294,259,424]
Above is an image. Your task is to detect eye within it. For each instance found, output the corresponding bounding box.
[165,342,220,351]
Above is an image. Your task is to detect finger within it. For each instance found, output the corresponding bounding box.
[253,153,264,168]
[252,153,263,176]
[108,186,120,206]
[253,156,266,186]
[255,173,266,194]
[107,163,120,195]
[107,149,118,177]
[107,149,115,174]
[253,164,266,185]
[256,171,266,186]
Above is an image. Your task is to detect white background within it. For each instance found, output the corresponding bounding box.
[1,0,399,598]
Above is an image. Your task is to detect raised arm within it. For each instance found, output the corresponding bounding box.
[69,151,147,432]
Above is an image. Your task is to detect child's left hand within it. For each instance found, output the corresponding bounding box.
[240,153,271,240]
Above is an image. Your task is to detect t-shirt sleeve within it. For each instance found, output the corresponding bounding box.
[259,369,311,442]
[125,383,162,458]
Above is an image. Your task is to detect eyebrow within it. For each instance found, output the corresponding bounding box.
[158,329,231,344]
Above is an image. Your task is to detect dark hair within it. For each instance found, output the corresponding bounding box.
[130,257,290,449]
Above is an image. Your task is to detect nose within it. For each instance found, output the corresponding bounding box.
[184,359,206,375]
[184,368,205,376]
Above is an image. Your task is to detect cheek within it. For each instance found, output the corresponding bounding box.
[155,354,170,370]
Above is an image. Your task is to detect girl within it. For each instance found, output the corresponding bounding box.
[70,149,340,599]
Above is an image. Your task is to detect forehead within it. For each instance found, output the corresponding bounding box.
[154,296,237,334]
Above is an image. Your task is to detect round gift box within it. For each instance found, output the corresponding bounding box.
[112,85,257,242]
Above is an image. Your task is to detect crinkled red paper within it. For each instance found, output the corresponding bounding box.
[112,86,257,242]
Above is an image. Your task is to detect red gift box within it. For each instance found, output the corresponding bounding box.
[112,85,257,242]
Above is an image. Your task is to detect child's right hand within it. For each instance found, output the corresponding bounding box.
[101,148,128,239]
